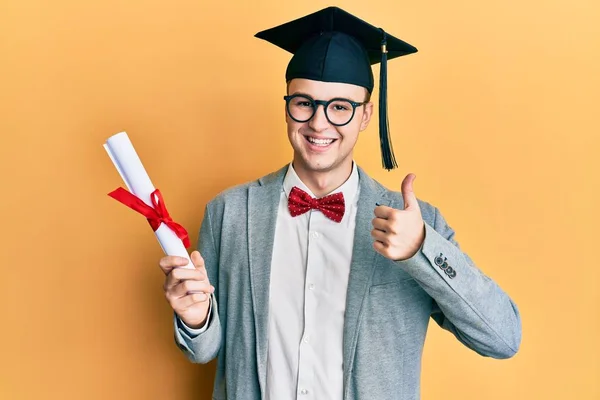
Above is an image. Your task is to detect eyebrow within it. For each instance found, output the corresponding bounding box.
[289,91,362,102]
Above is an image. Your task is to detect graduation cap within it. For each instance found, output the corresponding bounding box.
[255,6,417,170]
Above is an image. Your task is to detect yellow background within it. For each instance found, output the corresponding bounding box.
[1,0,598,399]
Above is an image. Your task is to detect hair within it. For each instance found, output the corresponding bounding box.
[286,80,372,103]
[363,89,371,103]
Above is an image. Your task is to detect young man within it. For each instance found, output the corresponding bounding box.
[158,7,522,400]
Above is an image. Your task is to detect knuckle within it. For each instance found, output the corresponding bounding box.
[164,291,175,306]
[165,274,176,288]
[158,258,169,270]
[172,268,186,281]
[181,280,192,292]
[192,293,207,303]
[201,281,213,292]
[161,256,176,266]
[170,268,180,280]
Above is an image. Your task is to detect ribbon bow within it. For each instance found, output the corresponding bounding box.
[288,186,345,223]
[108,187,190,248]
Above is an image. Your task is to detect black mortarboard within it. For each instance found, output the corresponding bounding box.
[255,6,417,170]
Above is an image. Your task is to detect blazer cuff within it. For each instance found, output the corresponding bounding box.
[394,222,462,285]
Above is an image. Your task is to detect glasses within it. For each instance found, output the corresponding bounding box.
[283,94,367,126]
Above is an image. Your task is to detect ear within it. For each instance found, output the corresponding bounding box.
[359,101,374,132]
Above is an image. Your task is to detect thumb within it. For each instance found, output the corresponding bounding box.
[401,173,418,210]
[190,250,206,270]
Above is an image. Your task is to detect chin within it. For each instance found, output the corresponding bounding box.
[297,154,342,173]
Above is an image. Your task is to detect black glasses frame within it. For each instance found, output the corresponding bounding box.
[283,94,367,127]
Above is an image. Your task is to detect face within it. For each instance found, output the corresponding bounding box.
[285,78,374,176]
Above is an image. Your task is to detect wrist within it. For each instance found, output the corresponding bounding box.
[183,316,207,330]
[395,222,426,261]
[180,301,211,329]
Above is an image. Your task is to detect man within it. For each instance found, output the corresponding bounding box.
[158,6,522,400]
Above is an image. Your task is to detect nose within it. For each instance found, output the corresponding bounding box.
[308,104,330,132]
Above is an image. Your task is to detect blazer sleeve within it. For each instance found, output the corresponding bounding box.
[395,206,522,359]
[173,203,222,363]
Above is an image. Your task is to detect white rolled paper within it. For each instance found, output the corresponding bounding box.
[104,131,194,269]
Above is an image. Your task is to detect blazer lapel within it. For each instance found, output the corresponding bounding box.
[247,166,287,396]
[342,167,389,395]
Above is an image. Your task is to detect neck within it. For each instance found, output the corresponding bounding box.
[292,160,353,198]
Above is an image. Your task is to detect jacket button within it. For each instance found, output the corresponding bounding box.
[434,254,445,266]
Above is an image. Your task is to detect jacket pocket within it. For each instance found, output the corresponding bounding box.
[369,278,420,293]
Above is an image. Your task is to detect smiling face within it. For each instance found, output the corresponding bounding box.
[285,78,374,179]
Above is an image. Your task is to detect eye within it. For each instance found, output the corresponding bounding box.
[329,100,352,112]
[292,96,314,108]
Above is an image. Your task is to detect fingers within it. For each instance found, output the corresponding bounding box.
[372,217,395,233]
[178,292,212,308]
[164,266,206,291]
[167,289,212,314]
[401,173,418,210]
[371,228,388,243]
[159,250,207,276]
[171,279,214,299]
[374,205,394,219]
[158,255,190,275]
[190,250,206,271]
[373,240,387,254]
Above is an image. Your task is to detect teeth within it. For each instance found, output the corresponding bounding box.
[307,137,334,146]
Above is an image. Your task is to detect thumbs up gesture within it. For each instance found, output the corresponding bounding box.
[372,173,426,261]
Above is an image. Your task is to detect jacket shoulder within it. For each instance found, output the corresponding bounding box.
[206,165,287,210]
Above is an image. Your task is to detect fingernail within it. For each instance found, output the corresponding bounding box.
[375,202,381,206]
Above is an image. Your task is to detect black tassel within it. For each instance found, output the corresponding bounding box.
[379,29,397,170]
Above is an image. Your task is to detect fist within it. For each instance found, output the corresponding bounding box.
[159,250,214,329]
[372,173,425,261]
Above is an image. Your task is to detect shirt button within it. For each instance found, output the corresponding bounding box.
[303,335,310,343]
[311,231,319,238]
[300,389,308,395]
[309,283,315,290]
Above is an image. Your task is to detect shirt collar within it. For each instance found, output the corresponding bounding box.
[283,162,359,205]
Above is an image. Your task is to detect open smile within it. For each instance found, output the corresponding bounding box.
[304,135,338,148]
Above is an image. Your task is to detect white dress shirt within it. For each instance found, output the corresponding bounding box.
[265,162,360,400]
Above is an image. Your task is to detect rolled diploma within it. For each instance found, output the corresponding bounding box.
[104,131,194,269]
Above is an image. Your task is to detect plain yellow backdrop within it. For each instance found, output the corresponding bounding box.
[1,0,598,399]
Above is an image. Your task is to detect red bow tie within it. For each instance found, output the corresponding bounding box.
[288,186,345,222]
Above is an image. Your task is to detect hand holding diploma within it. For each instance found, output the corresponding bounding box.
[159,251,214,329]
[104,131,213,328]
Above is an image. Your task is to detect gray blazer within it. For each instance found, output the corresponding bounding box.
[174,165,522,400]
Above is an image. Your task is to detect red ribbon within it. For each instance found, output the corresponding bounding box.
[108,187,190,248]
